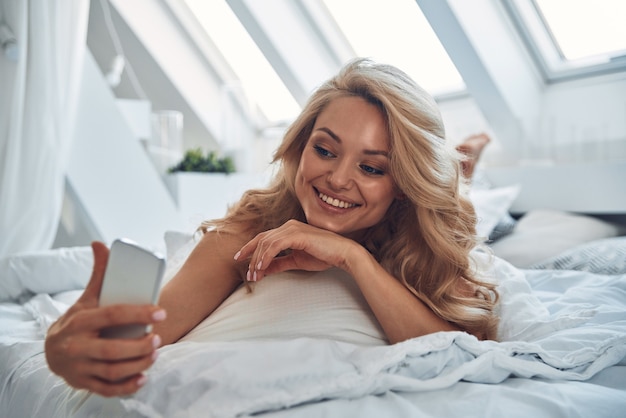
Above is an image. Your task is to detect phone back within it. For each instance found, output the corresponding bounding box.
[99,238,166,339]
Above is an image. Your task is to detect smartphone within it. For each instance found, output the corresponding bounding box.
[99,238,166,339]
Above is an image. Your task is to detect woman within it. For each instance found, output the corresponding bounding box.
[45,59,498,397]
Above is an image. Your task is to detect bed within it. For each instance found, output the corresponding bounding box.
[1,188,626,417]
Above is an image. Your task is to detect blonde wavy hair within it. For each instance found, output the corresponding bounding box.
[203,58,499,340]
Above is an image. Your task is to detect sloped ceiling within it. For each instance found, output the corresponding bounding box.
[86,0,626,164]
[87,0,219,151]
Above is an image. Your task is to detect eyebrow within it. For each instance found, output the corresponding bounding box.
[315,127,389,157]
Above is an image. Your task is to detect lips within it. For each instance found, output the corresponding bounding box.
[317,190,358,209]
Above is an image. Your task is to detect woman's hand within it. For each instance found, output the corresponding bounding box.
[234,220,360,282]
[44,241,166,397]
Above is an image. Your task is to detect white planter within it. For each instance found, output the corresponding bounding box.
[165,172,272,228]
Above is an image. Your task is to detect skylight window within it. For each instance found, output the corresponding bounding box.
[535,0,626,61]
[182,0,300,122]
[322,0,465,95]
[504,0,626,80]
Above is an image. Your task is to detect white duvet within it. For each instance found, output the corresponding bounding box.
[1,247,626,417]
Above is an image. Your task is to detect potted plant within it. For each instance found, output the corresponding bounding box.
[168,148,236,175]
[165,149,269,223]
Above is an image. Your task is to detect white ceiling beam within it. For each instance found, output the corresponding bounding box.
[108,0,233,146]
[227,0,354,105]
[416,0,544,160]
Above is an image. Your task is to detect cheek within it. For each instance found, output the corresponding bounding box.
[295,159,308,183]
[366,180,397,207]
[296,152,322,184]
[296,160,309,181]
[294,160,310,199]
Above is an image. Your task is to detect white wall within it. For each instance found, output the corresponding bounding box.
[63,50,185,252]
[437,73,626,216]
[438,72,626,167]
[536,73,626,164]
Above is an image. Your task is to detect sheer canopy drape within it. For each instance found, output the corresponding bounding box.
[0,1,90,257]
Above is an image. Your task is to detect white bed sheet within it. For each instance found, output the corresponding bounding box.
[1,263,625,418]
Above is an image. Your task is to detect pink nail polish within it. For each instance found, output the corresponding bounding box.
[253,271,258,282]
[152,334,161,349]
[256,260,263,270]
[234,250,241,260]
[152,310,167,321]
[137,374,148,387]
[246,270,251,281]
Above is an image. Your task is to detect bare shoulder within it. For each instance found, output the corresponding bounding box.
[185,225,253,281]
[197,224,255,257]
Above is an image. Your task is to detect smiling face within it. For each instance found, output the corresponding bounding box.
[294,96,399,239]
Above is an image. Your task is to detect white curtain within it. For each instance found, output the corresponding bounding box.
[0,1,90,257]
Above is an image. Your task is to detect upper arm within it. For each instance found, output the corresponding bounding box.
[154,230,249,345]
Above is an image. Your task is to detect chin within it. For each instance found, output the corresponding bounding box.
[307,218,368,239]
[307,219,346,234]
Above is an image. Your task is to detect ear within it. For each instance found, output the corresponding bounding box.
[392,181,405,200]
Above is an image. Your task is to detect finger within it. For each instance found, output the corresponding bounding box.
[57,326,159,363]
[83,372,149,398]
[259,254,298,277]
[87,332,160,362]
[244,234,281,282]
[59,334,159,396]
[79,241,110,303]
[234,233,263,263]
[255,225,293,259]
[237,223,296,265]
[235,232,273,281]
[64,304,166,335]
[88,344,158,382]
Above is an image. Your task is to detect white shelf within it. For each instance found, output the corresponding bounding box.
[484,161,626,214]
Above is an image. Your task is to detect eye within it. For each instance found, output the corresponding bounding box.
[360,164,385,176]
[313,144,335,158]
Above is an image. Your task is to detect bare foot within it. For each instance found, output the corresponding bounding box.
[456,133,491,178]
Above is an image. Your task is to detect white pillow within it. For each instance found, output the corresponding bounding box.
[469,185,521,238]
[0,246,92,302]
[179,268,387,346]
[490,209,622,268]
[163,230,198,286]
[164,230,196,262]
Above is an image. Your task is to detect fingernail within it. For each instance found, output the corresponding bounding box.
[256,260,263,270]
[152,309,167,321]
[137,374,148,387]
[152,334,161,349]
[151,350,159,361]
[246,270,251,281]
[234,250,241,260]
[253,271,258,282]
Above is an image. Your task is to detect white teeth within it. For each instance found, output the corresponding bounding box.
[318,192,356,208]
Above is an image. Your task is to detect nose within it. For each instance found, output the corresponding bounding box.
[327,159,353,190]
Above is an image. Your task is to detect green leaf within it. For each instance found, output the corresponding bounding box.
[168,148,236,173]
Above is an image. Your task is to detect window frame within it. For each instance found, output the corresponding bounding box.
[502,0,626,83]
